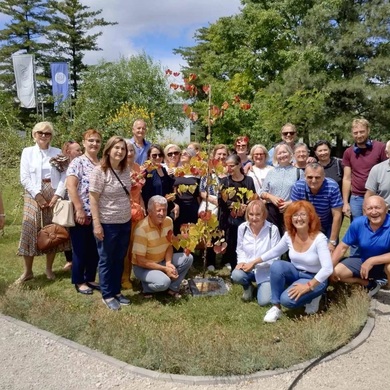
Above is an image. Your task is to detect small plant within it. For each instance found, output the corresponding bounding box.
[221,187,257,217]
[165,71,252,271]
[172,213,225,256]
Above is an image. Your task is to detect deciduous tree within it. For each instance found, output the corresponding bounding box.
[72,54,185,140]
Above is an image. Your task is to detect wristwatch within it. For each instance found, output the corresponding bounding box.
[329,240,337,246]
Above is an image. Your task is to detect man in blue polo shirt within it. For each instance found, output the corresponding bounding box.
[130,119,151,165]
[291,163,343,252]
[331,196,390,296]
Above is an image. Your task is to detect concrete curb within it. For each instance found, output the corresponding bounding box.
[0,299,376,385]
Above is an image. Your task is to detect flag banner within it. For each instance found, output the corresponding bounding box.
[51,62,69,108]
[12,54,36,108]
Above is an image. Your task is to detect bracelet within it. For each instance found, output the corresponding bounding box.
[0,214,5,217]
[307,281,314,291]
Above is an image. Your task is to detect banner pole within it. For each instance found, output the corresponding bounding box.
[32,54,39,118]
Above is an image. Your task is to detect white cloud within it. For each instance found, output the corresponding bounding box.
[0,1,242,71]
[81,0,242,68]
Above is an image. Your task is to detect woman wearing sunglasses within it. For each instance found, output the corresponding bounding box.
[163,144,181,175]
[141,144,177,219]
[17,122,63,282]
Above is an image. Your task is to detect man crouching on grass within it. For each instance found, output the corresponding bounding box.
[132,195,193,299]
[331,196,390,296]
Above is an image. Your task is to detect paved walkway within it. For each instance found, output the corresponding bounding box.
[1,290,389,390]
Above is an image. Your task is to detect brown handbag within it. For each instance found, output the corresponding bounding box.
[37,210,69,252]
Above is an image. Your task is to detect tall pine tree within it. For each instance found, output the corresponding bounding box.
[0,0,50,95]
[47,0,116,94]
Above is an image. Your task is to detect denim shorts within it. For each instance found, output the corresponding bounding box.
[341,257,387,279]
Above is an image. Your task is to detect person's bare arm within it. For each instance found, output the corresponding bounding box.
[67,175,88,225]
[342,166,352,216]
[364,189,376,201]
[329,207,342,252]
[89,191,104,241]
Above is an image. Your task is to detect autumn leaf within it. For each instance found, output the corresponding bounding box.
[173,72,180,77]
[188,73,197,82]
[240,102,251,110]
[183,104,192,117]
[221,101,229,110]
[165,69,172,75]
[202,85,210,94]
[170,83,179,90]
[213,241,227,254]
[189,111,198,121]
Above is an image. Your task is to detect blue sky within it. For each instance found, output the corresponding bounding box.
[0,1,242,70]
[81,0,242,71]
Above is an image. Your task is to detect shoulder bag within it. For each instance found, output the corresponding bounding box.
[52,198,75,227]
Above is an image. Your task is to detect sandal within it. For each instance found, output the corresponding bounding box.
[142,292,154,299]
[16,273,34,283]
[167,290,182,299]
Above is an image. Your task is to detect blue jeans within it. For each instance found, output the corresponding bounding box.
[231,269,271,306]
[270,260,328,308]
[133,253,193,293]
[96,221,131,299]
[349,195,364,256]
[70,223,99,285]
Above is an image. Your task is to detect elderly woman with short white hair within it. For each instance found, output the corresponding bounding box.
[163,143,181,175]
[248,144,273,195]
[17,121,63,282]
[259,142,303,235]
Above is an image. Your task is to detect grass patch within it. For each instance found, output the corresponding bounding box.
[0,178,369,376]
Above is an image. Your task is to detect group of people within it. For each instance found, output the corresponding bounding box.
[14,118,390,318]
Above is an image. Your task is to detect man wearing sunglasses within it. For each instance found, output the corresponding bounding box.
[268,123,315,166]
[130,119,151,165]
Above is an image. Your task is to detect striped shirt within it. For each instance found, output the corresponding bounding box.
[132,216,173,264]
[291,178,343,229]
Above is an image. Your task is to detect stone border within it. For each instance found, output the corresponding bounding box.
[0,300,376,385]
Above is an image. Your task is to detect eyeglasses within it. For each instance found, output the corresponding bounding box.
[36,131,52,136]
[292,213,308,220]
[167,151,180,157]
[236,144,247,148]
[282,131,296,136]
[86,138,101,143]
[151,153,162,159]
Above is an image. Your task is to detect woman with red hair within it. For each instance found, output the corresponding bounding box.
[240,200,333,322]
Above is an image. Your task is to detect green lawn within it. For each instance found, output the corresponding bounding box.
[0,174,368,376]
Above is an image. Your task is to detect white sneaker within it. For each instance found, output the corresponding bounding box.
[207,265,215,272]
[305,295,322,314]
[224,263,232,271]
[264,306,282,323]
[242,285,254,301]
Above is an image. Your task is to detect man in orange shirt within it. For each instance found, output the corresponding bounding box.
[132,195,193,298]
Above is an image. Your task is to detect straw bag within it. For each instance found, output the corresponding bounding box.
[52,199,75,227]
[37,210,69,252]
